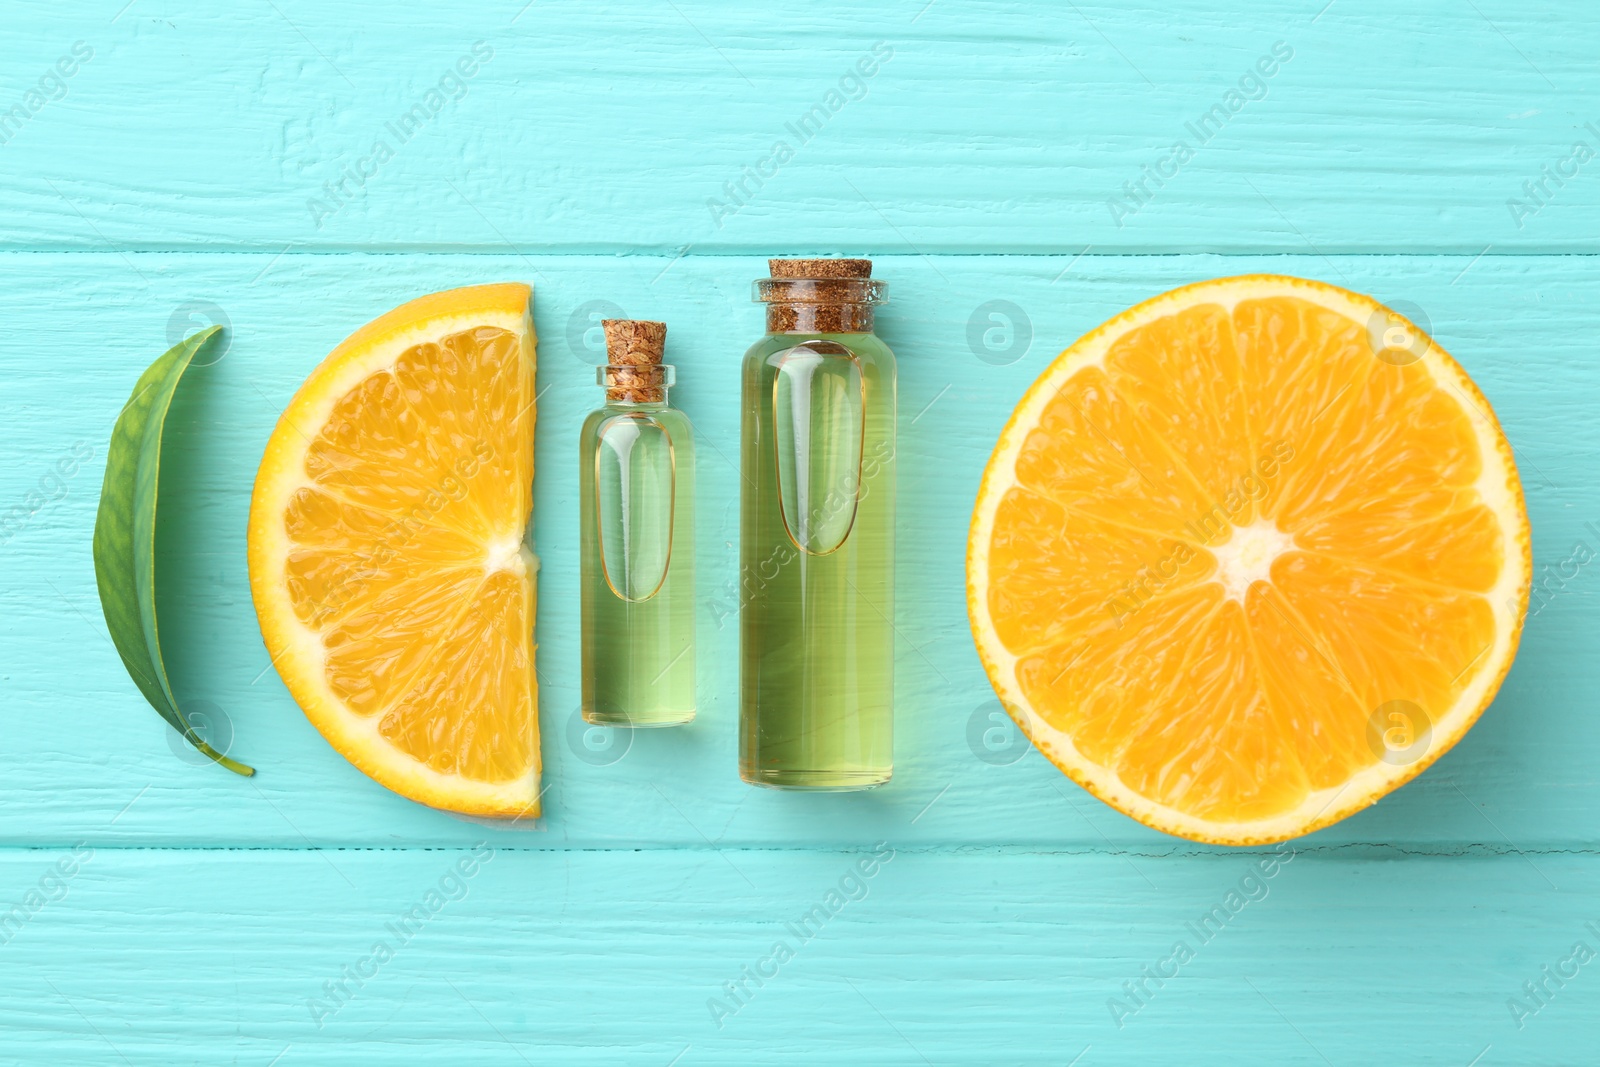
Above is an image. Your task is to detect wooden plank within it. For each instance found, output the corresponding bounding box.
[0,847,1594,1064]
[0,251,1592,849]
[2,1,1598,252]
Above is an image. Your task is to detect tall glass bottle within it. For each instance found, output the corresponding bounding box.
[739,259,895,789]
[579,320,695,727]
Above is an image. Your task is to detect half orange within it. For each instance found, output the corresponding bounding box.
[967,275,1530,844]
[248,284,539,816]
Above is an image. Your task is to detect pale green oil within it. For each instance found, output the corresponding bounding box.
[579,401,696,727]
[738,331,896,789]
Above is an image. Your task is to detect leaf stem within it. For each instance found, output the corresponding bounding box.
[194,740,256,777]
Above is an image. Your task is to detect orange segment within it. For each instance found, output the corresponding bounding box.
[1101,303,1256,521]
[1015,367,1213,534]
[986,488,1214,653]
[968,275,1530,845]
[248,284,539,817]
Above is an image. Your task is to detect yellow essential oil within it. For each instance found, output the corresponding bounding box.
[579,320,695,727]
[739,260,895,789]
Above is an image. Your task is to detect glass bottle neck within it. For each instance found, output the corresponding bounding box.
[598,363,675,405]
[766,303,875,334]
[603,393,670,411]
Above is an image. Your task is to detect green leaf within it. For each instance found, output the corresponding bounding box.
[92,327,254,776]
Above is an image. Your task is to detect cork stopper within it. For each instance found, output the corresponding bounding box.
[769,258,872,279]
[601,320,669,404]
[756,259,886,334]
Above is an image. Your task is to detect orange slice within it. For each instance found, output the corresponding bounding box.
[967,275,1530,845]
[248,284,539,816]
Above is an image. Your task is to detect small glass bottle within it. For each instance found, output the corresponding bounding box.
[579,320,695,727]
[739,259,896,789]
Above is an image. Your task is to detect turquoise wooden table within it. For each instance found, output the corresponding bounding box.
[3,1,1598,1063]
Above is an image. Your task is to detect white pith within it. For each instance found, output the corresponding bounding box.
[1209,519,1298,604]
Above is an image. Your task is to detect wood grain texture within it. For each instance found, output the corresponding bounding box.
[1,1,1598,252]
[0,251,1591,850]
[0,848,1595,1065]
[4,1,1600,1061]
